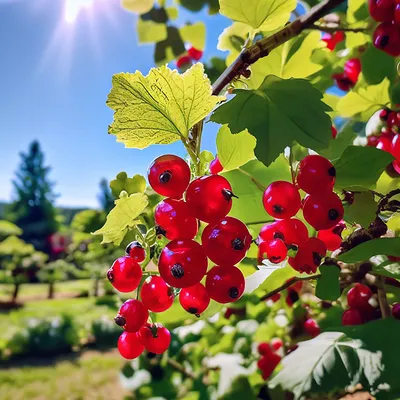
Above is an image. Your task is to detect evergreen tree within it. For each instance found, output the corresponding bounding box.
[98,178,114,213]
[9,141,58,253]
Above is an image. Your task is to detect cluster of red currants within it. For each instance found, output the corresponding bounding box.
[332,58,361,92]
[369,0,400,56]
[176,46,203,69]
[257,154,345,274]
[342,283,377,325]
[108,154,252,359]
[257,339,283,380]
[367,108,400,174]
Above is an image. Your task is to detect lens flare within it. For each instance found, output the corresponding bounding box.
[64,0,94,23]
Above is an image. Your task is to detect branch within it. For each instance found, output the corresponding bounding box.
[376,276,391,319]
[377,188,400,213]
[308,23,369,33]
[167,358,196,379]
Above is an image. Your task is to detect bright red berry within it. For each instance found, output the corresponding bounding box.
[342,308,364,325]
[158,239,208,288]
[395,0,400,23]
[332,73,354,91]
[258,353,281,380]
[205,265,245,304]
[304,318,321,337]
[107,256,142,293]
[126,241,146,263]
[115,299,149,333]
[176,55,192,69]
[347,283,373,312]
[258,239,288,264]
[118,331,144,359]
[332,126,338,139]
[147,155,191,198]
[259,218,308,247]
[393,159,400,173]
[377,136,392,153]
[140,276,174,313]
[290,237,327,274]
[322,31,344,51]
[367,135,380,147]
[344,58,361,85]
[186,175,235,223]
[187,46,203,61]
[258,342,273,356]
[270,338,283,352]
[373,22,400,57]
[263,181,301,219]
[155,198,198,240]
[139,323,171,354]
[392,134,400,159]
[317,221,345,251]
[368,0,395,22]
[302,192,344,230]
[209,156,223,174]
[179,283,210,315]
[392,303,400,319]
[297,155,335,195]
[202,217,252,266]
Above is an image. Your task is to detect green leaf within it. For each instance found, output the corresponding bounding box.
[222,156,291,224]
[180,22,206,50]
[361,45,396,85]
[337,78,391,118]
[258,264,296,293]
[165,6,178,19]
[220,0,296,31]
[107,64,224,149]
[376,170,400,195]
[387,213,400,235]
[373,260,400,279]
[319,125,357,161]
[270,319,400,399]
[154,26,186,65]
[334,146,394,191]
[121,0,154,14]
[345,0,370,49]
[110,172,146,198]
[216,125,256,171]
[345,192,377,228]
[211,76,332,166]
[245,264,285,294]
[0,235,35,256]
[338,238,400,263]
[137,19,167,43]
[93,192,148,245]
[315,264,340,301]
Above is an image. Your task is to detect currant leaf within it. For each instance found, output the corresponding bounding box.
[121,0,154,14]
[137,19,167,44]
[315,264,340,301]
[211,76,332,166]
[344,192,377,228]
[109,172,146,198]
[93,192,148,245]
[107,64,224,149]
[180,22,206,50]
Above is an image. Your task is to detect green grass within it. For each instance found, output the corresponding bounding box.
[0,349,127,400]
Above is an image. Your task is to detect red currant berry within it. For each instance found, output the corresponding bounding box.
[206,265,245,304]
[393,159,400,173]
[332,126,338,139]
[107,256,142,293]
[176,55,192,69]
[285,286,300,306]
[368,0,395,22]
[202,217,252,266]
[392,134,400,159]
[344,58,361,85]
[270,338,283,352]
[377,136,392,153]
[115,299,149,333]
[258,239,288,264]
[126,241,146,263]
[259,353,281,380]
[332,73,354,91]
[139,323,171,354]
[263,181,301,219]
[373,22,400,57]
[187,46,203,61]
[118,331,144,359]
[392,303,400,319]
[322,31,345,51]
[290,238,327,274]
[209,156,223,174]
[302,192,344,230]
[258,342,273,356]
[317,221,345,251]
[179,283,210,315]
[342,308,363,325]
[147,155,190,198]
[395,0,400,23]
[259,219,308,247]
[186,175,235,223]
[347,283,373,312]
[140,276,174,313]
[155,198,198,240]
[367,135,380,147]
[297,155,335,195]
[158,239,208,288]
[304,318,320,337]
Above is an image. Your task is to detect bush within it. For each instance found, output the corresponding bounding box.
[91,316,120,347]
[95,295,119,309]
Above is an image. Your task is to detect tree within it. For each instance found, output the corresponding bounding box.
[98,178,114,213]
[37,259,72,299]
[9,141,58,253]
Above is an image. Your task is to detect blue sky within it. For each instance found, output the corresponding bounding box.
[0,0,230,208]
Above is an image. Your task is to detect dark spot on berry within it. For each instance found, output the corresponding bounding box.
[125,241,142,256]
[328,208,339,221]
[273,204,283,214]
[288,289,299,304]
[221,188,238,201]
[114,315,126,327]
[274,231,285,241]
[155,225,167,236]
[328,167,336,177]
[287,244,298,252]
[229,287,239,299]
[270,256,282,263]
[159,170,172,183]
[147,352,157,359]
[107,269,114,283]
[231,237,244,250]
[312,252,322,266]
[188,307,198,314]
[171,263,184,279]
[379,35,390,48]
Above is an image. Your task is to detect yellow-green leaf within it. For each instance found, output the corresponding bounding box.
[137,19,167,44]
[110,173,146,198]
[216,125,256,171]
[93,192,148,245]
[337,77,390,118]
[180,22,206,50]
[220,0,296,31]
[387,213,400,235]
[121,0,153,14]
[107,64,224,149]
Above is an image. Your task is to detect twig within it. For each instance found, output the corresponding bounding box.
[376,276,391,318]
[167,358,196,379]
[260,274,321,302]
[308,23,369,33]
[377,188,400,214]
[289,147,296,185]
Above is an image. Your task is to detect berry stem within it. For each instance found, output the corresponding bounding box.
[167,358,196,379]
[376,276,391,319]
[237,167,266,192]
[288,147,296,185]
[308,23,371,33]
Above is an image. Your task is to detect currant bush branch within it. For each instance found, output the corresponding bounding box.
[376,276,391,318]
[308,23,370,33]
[377,188,400,214]
[167,358,196,380]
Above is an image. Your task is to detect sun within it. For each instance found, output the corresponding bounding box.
[64,0,95,24]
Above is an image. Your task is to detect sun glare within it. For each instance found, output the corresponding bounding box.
[64,0,95,23]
